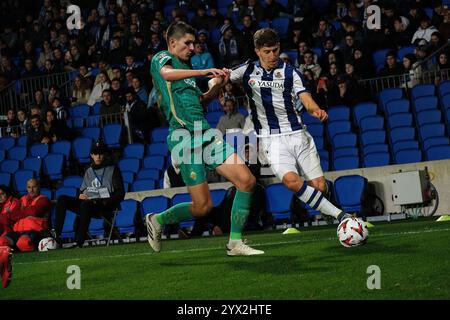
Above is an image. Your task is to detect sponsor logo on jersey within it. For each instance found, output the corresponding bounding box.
[184,78,197,87]
[248,79,284,89]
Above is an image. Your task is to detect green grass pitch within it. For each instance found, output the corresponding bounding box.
[2,218,450,300]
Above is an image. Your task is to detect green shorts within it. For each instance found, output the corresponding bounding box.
[167,128,236,186]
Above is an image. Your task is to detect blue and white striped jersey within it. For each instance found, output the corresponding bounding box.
[230,60,309,136]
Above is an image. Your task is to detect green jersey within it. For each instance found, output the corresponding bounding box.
[150,50,210,132]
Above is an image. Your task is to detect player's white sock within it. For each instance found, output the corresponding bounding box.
[296,183,342,219]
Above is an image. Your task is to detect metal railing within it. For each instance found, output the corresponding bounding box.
[0,70,78,115]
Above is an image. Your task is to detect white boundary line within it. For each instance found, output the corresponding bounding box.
[14,227,450,266]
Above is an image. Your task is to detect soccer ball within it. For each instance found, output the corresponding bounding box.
[38,237,57,252]
[337,217,369,248]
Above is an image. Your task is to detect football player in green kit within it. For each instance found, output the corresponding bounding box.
[147,21,263,256]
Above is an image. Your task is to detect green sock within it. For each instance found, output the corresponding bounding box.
[155,202,192,225]
[229,190,253,240]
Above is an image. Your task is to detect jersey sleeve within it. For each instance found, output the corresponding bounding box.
[151,51,173,76]
[230,62,248,84]
[293,68,310,96]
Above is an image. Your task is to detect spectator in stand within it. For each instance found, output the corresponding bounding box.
[401,53,421,89]
[1,109,19,137]
[124,70,134,88]
[0,56,20,83]
[340,32,358,59]
[129,33,147,62]
[51,97,69,121]
[70,76,91,107]
[327,75,364,107]
[345,60,361,81]
[30,105,42,120]
[296,40,315,67]
[245,0,265,22]
[0,185,21,242]
[36,40,53,69]
[0,179,51,253]
[111,66,124,84]
[227,0,247,21]
[100,89,121,116]
[240,15,258,62]
[412,16,438,44]
[263,0,286,21]
[191,41,215,91]
[26,114,51,147]
[17,109,29,136]
[53,141,124,248]
[131,76,148,105]
[21,58,41,79]
[149,32,165,53]
[312,19,335,48]
[191,4,211,31]
[216,99,246,135]
[110,78,125,106]
[209,6,225,30]
[88,71,110,107]
[78,65,95,90]
[378,50,404,77]
[109,36,127,66]
[428,31,446,53]
[124,87,149,143]
[44,109,72,142]
[353,48,373,79]
[300,50,322,79]
[439,7,450,40]
[218,24,242,68]
[387,16,413,48]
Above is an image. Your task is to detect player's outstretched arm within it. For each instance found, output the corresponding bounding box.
[160,65,228,82]
[299,91,328,122]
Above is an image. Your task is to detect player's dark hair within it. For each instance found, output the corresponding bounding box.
[254,28,279,49]
[166,21,197,43]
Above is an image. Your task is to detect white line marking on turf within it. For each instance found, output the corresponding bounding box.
[14,227,450,266]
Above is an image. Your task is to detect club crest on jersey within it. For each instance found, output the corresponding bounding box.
[275,71,282,78]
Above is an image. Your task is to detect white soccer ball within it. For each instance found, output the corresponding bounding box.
[38,237,57,252]
[337,217,369,248]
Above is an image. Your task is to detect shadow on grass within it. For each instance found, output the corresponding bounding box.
[320,242,418,256]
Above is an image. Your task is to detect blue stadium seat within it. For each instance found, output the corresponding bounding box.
[147,143,169,157]
[23,157,42,178]
[426,145,450,161]
[333,155,360,170]
[416,110,441,126]
[141,195,170,218]
[88,218,104,237]
[272,17,290,38]
[386,99,410,115]
[121,171,135,185]
[70,104,90,118]
[40,188,53,200]
[333,147,359,159]
[388,113,413,130]
[51,140,71,162]
[7,146,27,161]
[284,50,298,64]
[210,189,227,207]
[55,186,77,199]
[0,150,4,162]
[411,84,435,100]
[0,173,11,186]
[136,169,160,180]
[397,45,416,61]
[361,130,386,146]
[206,111,222,127]
[29,143,49,158]
[115,199,139,234]
[363,152,390,168]
[43,153,64,180]
[143,155,165,170]
[118,158,141,174]
[438,80,450,98]
[123,182,130,192]
[327,106,350,122]
[207,100,222,112]
[54,186,77,238]
[419,123,445,143]
[93,102,101,115]
[423,137,450,151]
[102,124,122,148]
[63,176,83,188]
[302,112,322,125]
[379,88,403,112]
[86,115,100,127]
[151,127,169,143]
[443,93,450,110]
[314,136,324,149]
[13,170,34,194]
[333,175,368,215]
[353,102,378,126]
[81,127,101,141]
[265,183,294,223]
[331,132,357,149]
[360,115,384,132]
[123,143,145,159]
[413,96,438,113]
[393,140,420,155]
[210,27,222,44]
[0,159,19,174]
[16,135,28,147]
[395,149,422,164]
[0,137,15,151]
[131,179,156,192]
[321,158,329,172]
[72,137,92,164]
[372,49,392,70]
[363,143,389,156]
[390,127,416,144]
[307,123,324,137]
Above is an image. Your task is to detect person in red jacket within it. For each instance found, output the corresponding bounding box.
[0,180,51,253]
[0,185,19,289]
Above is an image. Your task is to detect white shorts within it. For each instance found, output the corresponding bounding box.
[259,130,323,181]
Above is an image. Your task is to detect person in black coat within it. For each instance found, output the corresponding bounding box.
[124,87,149,143]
